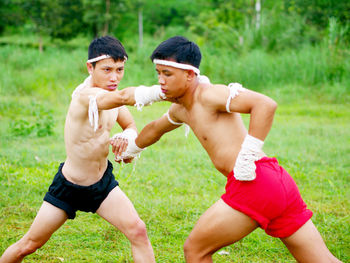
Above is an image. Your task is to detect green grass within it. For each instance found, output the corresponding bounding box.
[0,96,349,262]
[0,40,349,262]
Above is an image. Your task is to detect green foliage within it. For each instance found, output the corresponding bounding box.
[2,0,86,42]
[6,101,55,137]
[0,0,349,50]
[286,0,350,29]
[0,36,349,104]
[0,0,26,34]
[82,0,128,38]
[327,17,349,47]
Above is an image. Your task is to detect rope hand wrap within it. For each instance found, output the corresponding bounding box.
[134,85,166,111]
[234,134,264,181]
[111,129,144,161]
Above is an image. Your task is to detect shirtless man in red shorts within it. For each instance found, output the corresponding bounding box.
[113,36,341,262]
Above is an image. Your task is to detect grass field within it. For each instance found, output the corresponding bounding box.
[0,41,349,262]
[0,95,349,262]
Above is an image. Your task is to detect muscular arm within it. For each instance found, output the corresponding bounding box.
[116,106,137,131]
[233,90,277,140]
[135,112,180,148]
[97,84,165,111]
[205,85,277,140]
[111,106,137,161]
[97,87,137,110]
[203,84,277,180]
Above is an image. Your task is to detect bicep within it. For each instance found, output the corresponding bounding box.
[206,85,268,114]
[227,90,276,114]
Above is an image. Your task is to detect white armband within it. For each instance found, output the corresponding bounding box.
[88,90,108,132]
[226,82,246,113]
[134,85,166,111]
[233,134,264,181]
[166,111,183,126]
[198,75,211,84]
[164,110,190,137]
[111,128,144,161]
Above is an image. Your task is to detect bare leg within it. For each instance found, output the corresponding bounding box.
[97,186,155,263]
[0,201,68,263]
[281,219,342,263]
[184,199,258,263]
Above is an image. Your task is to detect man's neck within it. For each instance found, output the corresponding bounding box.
[176,79,199,109]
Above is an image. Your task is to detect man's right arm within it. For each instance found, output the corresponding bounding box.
[113,110,180,161]
[96,85,165,110]
[136,114,179,148]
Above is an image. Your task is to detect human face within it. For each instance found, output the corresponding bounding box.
[155,64,188,99]
[87,58,125,91]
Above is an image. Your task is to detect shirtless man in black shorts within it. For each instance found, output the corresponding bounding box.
[0,35,164,263]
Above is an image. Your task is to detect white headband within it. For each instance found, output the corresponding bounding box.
[87,55,127,63]
[153,59,200,75]
[87,54,111,63]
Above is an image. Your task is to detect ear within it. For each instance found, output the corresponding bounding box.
[186,70,196,81]
[87,62,94,75]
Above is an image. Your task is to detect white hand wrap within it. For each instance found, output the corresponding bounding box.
[111,129,144,161]
[134,85,166,111]
[234,134,264,181]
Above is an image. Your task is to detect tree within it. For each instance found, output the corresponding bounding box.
[15,0,86,51]
[82,0,127,38]
[0,0,26,34]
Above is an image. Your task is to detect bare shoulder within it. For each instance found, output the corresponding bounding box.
[199,83,229,101]
[198,83,230,110]
[68,87,103,118]
[168,103,186,123]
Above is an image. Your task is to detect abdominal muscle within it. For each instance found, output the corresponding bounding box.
[62,108,115,186]
[62,131,111,186]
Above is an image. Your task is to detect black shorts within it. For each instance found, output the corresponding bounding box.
[44,160,119,219]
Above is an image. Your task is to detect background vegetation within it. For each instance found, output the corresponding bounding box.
[0,0,349,262]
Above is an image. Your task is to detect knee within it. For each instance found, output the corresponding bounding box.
[184,236,213,263]
[183,237,193,257]
[184,237,202,262]
[16,237,43,257]
[125,219,149,243]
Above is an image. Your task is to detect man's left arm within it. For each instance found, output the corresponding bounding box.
[111,106,137,162]
[207,84,278,180]
[227,85,278,180]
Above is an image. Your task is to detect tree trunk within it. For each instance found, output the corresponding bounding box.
[138,7,143,47]
[39,34,43,53]
[255,0,261,30]
[103,0,110,35]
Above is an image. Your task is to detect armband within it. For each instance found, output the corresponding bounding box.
[164,110,190,137]
[226,83,246,113]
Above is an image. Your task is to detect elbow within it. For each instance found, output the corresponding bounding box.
[119,89,131,105]
[269,98,278,113]
[257,97,277,117]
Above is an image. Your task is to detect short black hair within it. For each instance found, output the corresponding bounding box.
[88,35,128,67]
[150,36,201,68]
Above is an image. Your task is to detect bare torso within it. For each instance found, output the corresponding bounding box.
[62,90,118,186]
[170,84,264,176]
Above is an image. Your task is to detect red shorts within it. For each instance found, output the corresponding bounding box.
[221,157,313,238]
